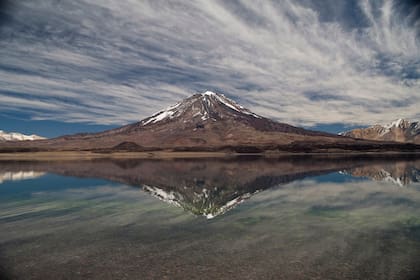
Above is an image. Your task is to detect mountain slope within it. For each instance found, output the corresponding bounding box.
[0,130,45,141]
[342,119,420,144]
[1,92,419,153]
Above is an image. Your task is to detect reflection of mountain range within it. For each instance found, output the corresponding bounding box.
[1,156,419,217]
[342,160,420,187]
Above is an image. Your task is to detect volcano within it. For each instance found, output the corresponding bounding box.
[1,91,419,153]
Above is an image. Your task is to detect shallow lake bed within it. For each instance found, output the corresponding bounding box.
[0,156,419,279]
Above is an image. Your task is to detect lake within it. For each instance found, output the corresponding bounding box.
[0,155,419,279]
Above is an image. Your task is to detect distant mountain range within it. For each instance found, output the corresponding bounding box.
[341,119,420,144]
[0,130,45,141]
[0,92,419,153]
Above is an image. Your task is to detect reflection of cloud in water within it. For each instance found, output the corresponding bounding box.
[0,171,45,184]
[255,178,420,213]
[33,184,145,200]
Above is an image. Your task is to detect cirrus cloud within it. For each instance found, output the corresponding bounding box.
[0,0,419,128]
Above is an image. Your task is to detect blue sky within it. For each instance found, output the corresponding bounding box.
[0,0,419,137]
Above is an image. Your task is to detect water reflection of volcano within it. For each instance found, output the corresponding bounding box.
[0,155,419,217]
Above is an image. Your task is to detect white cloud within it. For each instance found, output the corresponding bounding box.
[0,0,418,127]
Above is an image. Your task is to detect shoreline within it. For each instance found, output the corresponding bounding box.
[0,151,419,161]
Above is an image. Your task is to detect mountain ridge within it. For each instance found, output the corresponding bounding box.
[341,118,420,144]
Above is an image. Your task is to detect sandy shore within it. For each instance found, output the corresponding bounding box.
[0,151,234,160]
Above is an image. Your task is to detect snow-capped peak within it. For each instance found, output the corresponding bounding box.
[141,91,261,126]
[0,130,46,141]
[201,91,262,118]
[377,118,413,136]
[383,118,408,129]
[202,90,217,96]
[341,118,419,143]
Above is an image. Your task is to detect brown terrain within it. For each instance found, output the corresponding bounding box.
[1,92,419,154]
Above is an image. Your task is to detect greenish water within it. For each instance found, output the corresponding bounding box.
[0,157,419,279]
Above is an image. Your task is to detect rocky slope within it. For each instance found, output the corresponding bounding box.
[341,119,420,144]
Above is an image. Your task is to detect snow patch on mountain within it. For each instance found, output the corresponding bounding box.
[379,118,412,136]
[202,91,216,96]
[384,118,404,129]
[142,102,182,125]
[0,130,46,141]
[209,91,261,118]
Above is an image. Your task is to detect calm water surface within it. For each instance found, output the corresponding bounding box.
[0,156,419,280]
